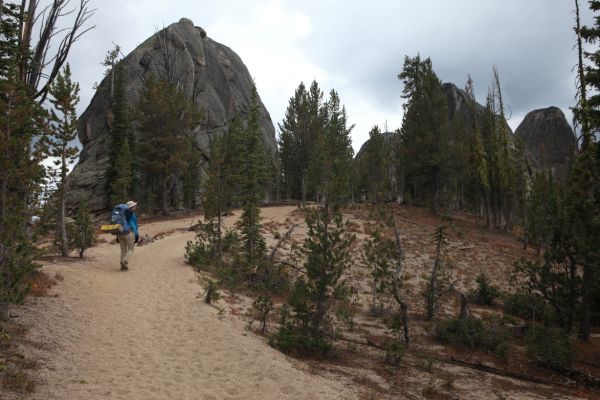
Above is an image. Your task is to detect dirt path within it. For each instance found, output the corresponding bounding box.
[13,209,354,400]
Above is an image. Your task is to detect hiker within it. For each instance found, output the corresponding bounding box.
[116,200,139,271]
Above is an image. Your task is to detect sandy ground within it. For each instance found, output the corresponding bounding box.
[3,205,595,400]
[9,207,356,400]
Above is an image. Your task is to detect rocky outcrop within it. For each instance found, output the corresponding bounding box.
[514,107,577,181]
[67,18,276,213]
[355,82,513,161]
[441,82,513,136]
[355,131,395,160]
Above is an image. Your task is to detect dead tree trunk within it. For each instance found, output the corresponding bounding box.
[389,204,409,346]
[459,293,471,320]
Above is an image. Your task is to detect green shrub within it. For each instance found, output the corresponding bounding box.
[0,244,38,319]
[270,304,331,356]
[503,292,555,324]
[526,325,573,370]
[469,273,501,306]
[185,220,219,269]
[204,279,220,304]
[435,316,509,359]
[66,201,96,258]
[271,208,355,356]
[251,293,273,334]
[384,341,405,365]
[185,221,241,280]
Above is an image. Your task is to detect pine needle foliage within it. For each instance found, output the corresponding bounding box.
[273,205,355,355]
[48,64,80,257]
[67,200,96,258]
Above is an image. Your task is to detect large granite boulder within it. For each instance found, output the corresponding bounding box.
[514,107,577,181]
[67,18,276,213]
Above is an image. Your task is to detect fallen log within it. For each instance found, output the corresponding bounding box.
[445,357,568,388]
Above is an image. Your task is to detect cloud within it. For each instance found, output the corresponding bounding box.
[59,0,591,153]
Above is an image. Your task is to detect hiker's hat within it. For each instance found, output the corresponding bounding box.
[126,200,137,209]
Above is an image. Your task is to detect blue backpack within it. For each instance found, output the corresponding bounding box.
[111,204,130,234]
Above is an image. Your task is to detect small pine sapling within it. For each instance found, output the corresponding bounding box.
[469,273,500,306]
[273,205,356,355]
[68,200,96,258]
[204,279,220,304]
[361,229,395,314]
[422,224,453,319]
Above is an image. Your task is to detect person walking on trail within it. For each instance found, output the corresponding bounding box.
[116,200,139,271]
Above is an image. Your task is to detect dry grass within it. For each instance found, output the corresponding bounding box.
[0,322,38,396]
[1,368,36,393]
[25,271,56,297]
[236,204,599,399]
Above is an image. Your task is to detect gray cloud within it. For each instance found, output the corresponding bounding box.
[56,0,592,152]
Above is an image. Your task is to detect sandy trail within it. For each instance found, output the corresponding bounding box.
[14,208,354,400]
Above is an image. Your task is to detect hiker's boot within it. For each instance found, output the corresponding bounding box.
[120,261,128,271]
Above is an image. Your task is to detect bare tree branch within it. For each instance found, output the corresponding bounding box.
[17,0,95,103]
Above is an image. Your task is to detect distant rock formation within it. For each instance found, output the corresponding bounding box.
[355,82,513,161]
[67,18,276,213]
[355,131,395,160]
[441,82,514,136]
[515,107,577,181]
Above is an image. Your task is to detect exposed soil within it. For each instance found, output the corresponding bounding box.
[1,205,598,399]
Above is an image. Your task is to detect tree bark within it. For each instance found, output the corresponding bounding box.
[575,0,591,150]
[580,262,593,341]
[459,293,471,320]
[301,173,306,206]
[389,205,409,346]
[400,301,410,346]
[161,177,168,216]
[59,150,68,257]
[431,167,439,215]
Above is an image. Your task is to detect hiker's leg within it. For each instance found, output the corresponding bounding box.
[119,234,128,269]
[124,231,135,263]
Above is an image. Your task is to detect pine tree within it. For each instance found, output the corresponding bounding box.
[572,0,600,340]
[136,78,202,215]
[0,3,47,316]
[106,61,135,206]
[202,136,229,262]
[222,114,245,206]
[236,85,268,266]
[318,89,354,207]
[423,225,451,319]
[362,228,395,312]
[110,139,133,203]
[274,205,355,354]
[278,82,308,200]
[94,44,121,98]
[398,55,450,214]
[48,64,80,257]
[465,76,489,219]
[0,1,92,317]
[68,200,96,258]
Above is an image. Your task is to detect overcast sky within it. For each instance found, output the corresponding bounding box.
[62,0,592,153]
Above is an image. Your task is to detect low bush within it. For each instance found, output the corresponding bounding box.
[526,325,573,370]
[270,304,332,356]
[185,220,220,269]
[435,316,509,359]
[384,341,405,365]
[67,200,96,258]
[503,292,555,325]
[469,273,501,306]
[204,279,220,304]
